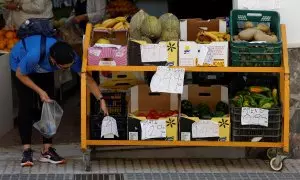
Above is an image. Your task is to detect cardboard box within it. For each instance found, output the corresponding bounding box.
[99,72,145,90]
[180,19,227,41]
[92,29,128,46]
[127,85,179,141]
[179,19,228,67]
[127,40,178,66]
[180,85,230,141]
[88,46,127,66]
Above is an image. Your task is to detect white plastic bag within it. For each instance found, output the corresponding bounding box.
[33,101,63,138]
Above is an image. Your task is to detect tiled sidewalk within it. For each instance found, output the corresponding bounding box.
[2,144,300,179]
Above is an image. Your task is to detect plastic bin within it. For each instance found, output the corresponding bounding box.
[230,10,282,67]
[229,75,282,142]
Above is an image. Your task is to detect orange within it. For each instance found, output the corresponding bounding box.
[0,41,6,50]
[7,42,14,49]
[3,48,9,52]
[5,31,15,39]
[0,30,6,37]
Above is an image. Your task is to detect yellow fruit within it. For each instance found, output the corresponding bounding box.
[102,19,119,28]
[113,22,124,30]
[94,26,108,30]
[96,38,111,44]
[124,22,130,29]
[94,23,104,28]
[115,17,127,22]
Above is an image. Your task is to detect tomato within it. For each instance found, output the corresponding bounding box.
[166,110,174,117]
[149,109,158,115]
[173,110,179,115]
[159,112,167,118]
[153,115,160,119]
[146,115,154,120]
[138,113,146,117]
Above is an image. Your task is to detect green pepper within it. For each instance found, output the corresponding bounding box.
[232,95,243,107]
[258,98,273,108]
[250,93,267,102]
[236,90,250,96]
[272,89,278,106]
[213,111,225,117]
[261,102,274,109]
[243,100,250,107]
[244,95,258,107]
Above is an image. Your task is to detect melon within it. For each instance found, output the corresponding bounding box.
[129,10,149,37]
[141,16,162,39]
[160,30,179,41]
[141,36,152,43]
[159,13,180,34]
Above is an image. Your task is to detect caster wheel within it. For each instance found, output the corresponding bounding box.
[267,148,278,159]
[270,157,283,171]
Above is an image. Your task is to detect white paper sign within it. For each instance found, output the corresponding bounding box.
[150,66,185,94]
[101,116,119,138]
[241,107,269,127]
[140,44,168,63]
[192,120,219,138]
[140,120,166,140]
[240,0,280,10]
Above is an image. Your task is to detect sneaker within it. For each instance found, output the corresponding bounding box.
[39,147,66,164]
[21,148,34,167]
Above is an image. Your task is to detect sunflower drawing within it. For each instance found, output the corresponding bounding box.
[166,118,176,128]
[167,42,176,52]
[218,119,229,128]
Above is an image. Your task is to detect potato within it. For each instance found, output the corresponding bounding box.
[238,28,258,41]
[256,23,270,33]
[244,21,254,29]
[254,30,278,43]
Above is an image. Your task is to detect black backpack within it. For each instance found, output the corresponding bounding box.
[18,18,57,63]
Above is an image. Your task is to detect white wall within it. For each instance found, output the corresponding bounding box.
[0,54,13,138]
[233,0,300,48]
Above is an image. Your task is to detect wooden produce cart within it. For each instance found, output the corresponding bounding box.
[80,23,290,171]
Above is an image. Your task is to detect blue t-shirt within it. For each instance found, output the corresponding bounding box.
[10,35,82,74]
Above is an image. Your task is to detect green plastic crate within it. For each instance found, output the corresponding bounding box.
[230,10,282,67]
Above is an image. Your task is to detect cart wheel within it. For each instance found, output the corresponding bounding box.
[83,149,91,172]
[267,148,278,159]
[270,157,283,171]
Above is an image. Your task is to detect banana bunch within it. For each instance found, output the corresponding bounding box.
[196,30,230,44]
[94,17,130,31]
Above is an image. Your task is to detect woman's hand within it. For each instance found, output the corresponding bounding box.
[72,15,88,24]
[100,99,109,116]
[39,90,52,103]
[4,2,18,10]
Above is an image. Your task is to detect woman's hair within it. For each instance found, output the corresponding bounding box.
[50,41,75,65]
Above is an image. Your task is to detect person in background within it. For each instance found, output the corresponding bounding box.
[10,35,109,167]
[72,0,107,31]
[4,0,53,29]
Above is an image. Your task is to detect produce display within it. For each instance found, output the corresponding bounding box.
[0,29,18,52]
[181,100,229,118]
[233,22,278,43]
[129,10,180,43]
[196,30,230,44]
[135,109,179,119]
[106,0,139,18]
[53,18,68,28]
[94,17,130,31]
[231,86,278,109]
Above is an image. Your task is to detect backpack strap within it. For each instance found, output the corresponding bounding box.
[39,36,46,63]
[21,36,47,63]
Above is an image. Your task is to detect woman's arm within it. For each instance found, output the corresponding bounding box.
[21,0,47,14]
[86,0,106,24]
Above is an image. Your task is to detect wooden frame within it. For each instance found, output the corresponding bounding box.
[81,24,290,154]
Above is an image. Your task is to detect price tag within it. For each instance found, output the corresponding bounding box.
[101,116,119,138]
[192,120,219,138]
[140,120,166,140]
[150,66,185,94]
[241,107,269,127]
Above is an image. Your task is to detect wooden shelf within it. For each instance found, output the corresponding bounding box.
[87,66,284,73]
[86,140,283,148]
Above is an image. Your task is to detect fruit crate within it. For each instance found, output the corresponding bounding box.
[230,106,281,142]
[90,114,127,140]
[229,75,282,142]
[230,10,282,67]
[91,92,127,116]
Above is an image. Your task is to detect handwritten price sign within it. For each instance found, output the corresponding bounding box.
[140,120,167,140]
[241,107,269,127]
[150,66,185,94]
[192,120,219,138]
